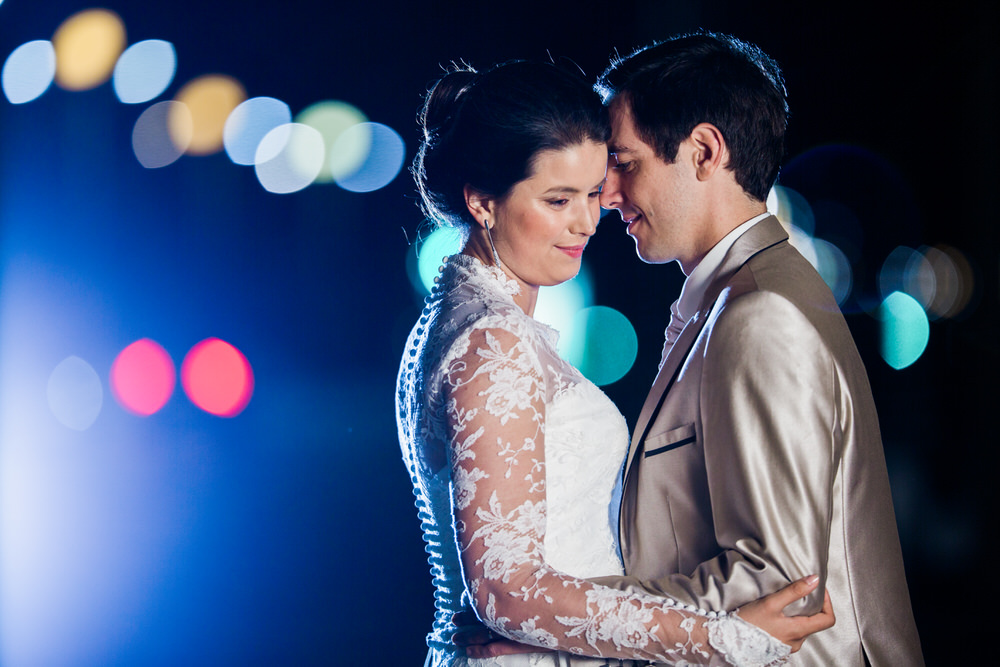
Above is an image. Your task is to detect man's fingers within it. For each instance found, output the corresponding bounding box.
[466,639,546,658]
[768,574,820,609]
[452,626,494,647]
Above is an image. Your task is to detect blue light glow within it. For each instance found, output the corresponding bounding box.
[2,40,56,104]
[878,291,930,370]
[113,39,176,104]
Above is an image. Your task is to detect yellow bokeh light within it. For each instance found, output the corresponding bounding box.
[295,101,368,183]
[52,9,126,91]
[172,75,246,155]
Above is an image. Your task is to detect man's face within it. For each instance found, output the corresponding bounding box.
[599,101,702,269]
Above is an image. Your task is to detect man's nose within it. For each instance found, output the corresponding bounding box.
[599,168,622,211]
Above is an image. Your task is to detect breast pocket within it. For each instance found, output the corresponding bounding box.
[643,423,697,458]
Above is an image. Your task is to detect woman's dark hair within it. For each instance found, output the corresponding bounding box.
[596,31,787,202]
[413,60,610,230]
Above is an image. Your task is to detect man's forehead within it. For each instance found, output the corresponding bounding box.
[607,104,638,154]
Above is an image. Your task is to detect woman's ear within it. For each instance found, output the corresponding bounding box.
[463,184,495,228]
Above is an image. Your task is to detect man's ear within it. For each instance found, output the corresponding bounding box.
[689,123,727,181]
[464,184,495,228]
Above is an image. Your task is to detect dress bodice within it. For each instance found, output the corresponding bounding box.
[398,255,627,664]
[396,254,791,667]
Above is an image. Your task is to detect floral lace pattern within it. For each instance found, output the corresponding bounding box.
[397,254,789,667]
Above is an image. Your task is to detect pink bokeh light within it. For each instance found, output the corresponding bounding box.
[181,338,254,417]
[110,338,176,416]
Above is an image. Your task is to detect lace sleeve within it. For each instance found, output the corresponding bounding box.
[442,325,788,665]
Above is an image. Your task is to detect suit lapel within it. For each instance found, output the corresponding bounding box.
[623,310,706,480]
[623,216,789,481]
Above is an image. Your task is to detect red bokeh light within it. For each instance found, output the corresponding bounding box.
[110,338,176,416]
[181,338,254,417]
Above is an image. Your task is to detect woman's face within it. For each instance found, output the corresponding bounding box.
[490,140,607,292]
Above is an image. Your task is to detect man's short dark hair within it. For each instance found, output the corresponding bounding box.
[596,31,788,201]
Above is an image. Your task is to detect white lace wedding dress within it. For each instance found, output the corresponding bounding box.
[396,254,790,667]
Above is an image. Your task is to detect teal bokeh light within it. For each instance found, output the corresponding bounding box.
[410,226,465,294]
[565,306,638,386]
[535,264,593,358]
[878,291,930,370]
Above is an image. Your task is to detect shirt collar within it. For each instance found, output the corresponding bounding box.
[674,212,770,321]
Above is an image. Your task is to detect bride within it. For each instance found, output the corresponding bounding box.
[396,59,833,666]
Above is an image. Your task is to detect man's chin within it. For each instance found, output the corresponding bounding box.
[632,239,671,265]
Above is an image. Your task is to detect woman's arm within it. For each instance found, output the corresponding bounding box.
[443,326,831,664]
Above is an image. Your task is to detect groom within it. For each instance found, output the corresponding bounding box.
[460,32,923,665]
[586,31,923,666]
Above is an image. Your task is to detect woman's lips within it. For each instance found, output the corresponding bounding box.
[557,245,586,258]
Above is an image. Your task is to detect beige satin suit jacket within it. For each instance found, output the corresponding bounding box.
[599,217,923,666]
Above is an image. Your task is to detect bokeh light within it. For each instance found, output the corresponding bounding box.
[52,9,126,91]
[172,75,246,155]
[878,291,930,370]
[2,40,56,104]
[254,123,325,194]
[295,101,368,183]
[924,244,974,319]
[133,101,190,168]
[767,184,816,237]
[181,339,254,417]
[113,39,176,104]
[333,123,406,193]
[47,356,103,431]
[535,265,593,358]
[223,96,292,166]
[782,222,819,269]
[880,246,931,307]
[564,306,639,386]
[811,238,853,305]
[408,226,465,294]
[110,339,176,416]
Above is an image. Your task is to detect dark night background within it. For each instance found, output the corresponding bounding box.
[0,1,995,664]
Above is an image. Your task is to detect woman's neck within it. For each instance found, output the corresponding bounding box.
[461,243,538,317]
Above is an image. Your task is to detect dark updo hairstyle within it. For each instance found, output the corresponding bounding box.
[413,60,610,231]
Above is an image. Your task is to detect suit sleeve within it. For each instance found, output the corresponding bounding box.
[597,290,837,615]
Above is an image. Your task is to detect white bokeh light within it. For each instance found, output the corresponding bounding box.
[334,123,406,193]
[223,96,292,166]
[2,40,56,104]
[113,39,176,104]
[254,123,325,194]
[47,356,103,431]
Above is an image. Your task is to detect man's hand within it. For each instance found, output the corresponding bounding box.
[451,611,548,658]
[738,575,836,652]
